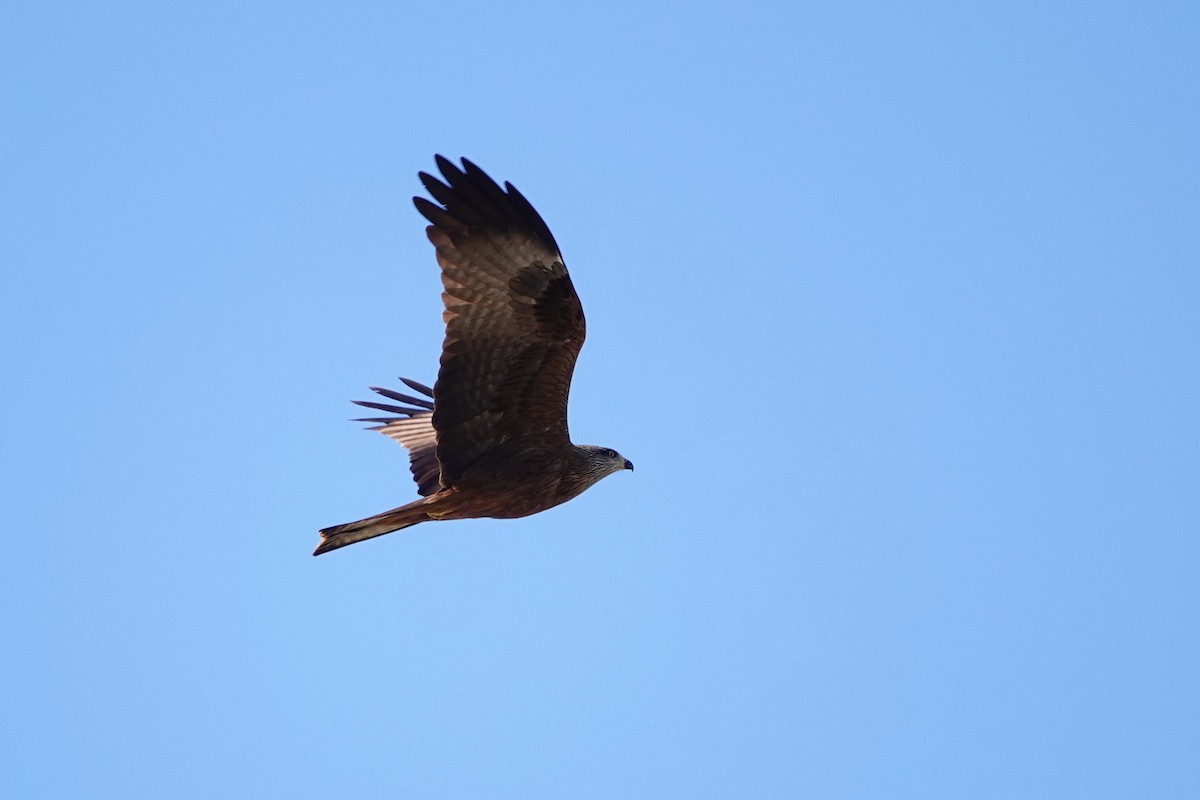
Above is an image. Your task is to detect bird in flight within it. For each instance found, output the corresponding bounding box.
[314,156,633,555]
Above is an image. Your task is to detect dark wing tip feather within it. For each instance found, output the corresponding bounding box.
[418,171,439,190]
[460,159,521,219]
[399,377,434,397]
[415,156,561,257]
[368,385,435,410]
[504,180,560,256]
[350,376,436,427]
[413,196,461,231]
[421,172,486,224]
[352,399,423,416]
[433,153,460,179]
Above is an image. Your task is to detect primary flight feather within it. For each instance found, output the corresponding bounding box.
[314,156,632,555]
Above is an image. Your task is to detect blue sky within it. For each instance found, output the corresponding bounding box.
[3,1,1198,797]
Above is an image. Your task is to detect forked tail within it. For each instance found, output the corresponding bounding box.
[314,499,430,556]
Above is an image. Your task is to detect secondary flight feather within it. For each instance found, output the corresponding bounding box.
[315,156,632,555]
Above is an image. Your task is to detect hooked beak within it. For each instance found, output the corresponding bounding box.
[623,459,634,471]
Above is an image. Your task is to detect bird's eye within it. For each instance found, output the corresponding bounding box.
[604,448,616,458]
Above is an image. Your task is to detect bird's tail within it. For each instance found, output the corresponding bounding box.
[314,499,430,556]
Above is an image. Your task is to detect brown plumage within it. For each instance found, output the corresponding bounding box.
[314,156,633,556]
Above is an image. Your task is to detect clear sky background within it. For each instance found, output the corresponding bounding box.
[3,2,1198,797]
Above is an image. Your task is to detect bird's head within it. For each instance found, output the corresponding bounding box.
[577,445,635,481]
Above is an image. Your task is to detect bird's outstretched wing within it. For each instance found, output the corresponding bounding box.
[414,156,587,488]
[352,377,441,496]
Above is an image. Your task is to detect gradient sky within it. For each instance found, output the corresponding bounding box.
[3,2,1198,798]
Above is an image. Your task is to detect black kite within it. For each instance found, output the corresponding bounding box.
[314,157,632,555]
